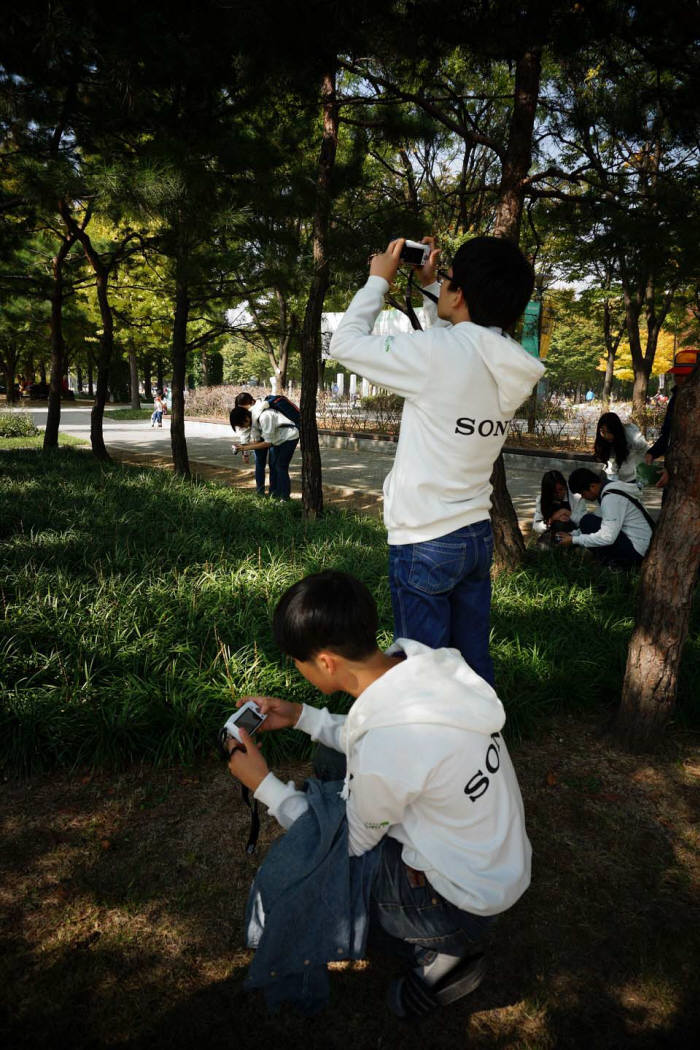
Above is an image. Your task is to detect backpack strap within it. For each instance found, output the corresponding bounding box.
[601,487,656,532]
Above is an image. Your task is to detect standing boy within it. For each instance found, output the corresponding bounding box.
[228,570,531,1017]
[329,236,544,685]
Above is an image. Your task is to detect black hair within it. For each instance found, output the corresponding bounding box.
[449,236,534,329]
[594,412,628,466]
[273,570,379,662]
[568,467,603,495]
[540,469,568,522]
[235,392,255,407]
[229,405,252,429]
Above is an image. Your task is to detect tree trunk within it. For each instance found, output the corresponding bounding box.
[170,259,191,478]
[490,454,526,570]
[2,366,15,402]
[129,348,140,409]
[492,48,542,243]
[59,203,114,460]
[614,365,700,749]
[91,353,111,460]
[87,353,94,396]
[144,359,152,401]
[88,271,114,461]
[490,48,542,568]
[1,345,20,403]
[602,298,622,402]
[44,236,74,450]
[300,70,339,519]
[156,357,164,395]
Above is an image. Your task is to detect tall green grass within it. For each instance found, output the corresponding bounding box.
[1,448,697,774]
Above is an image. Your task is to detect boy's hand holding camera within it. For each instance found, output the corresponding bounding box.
[226,696,303,792]
[370,236,440,288]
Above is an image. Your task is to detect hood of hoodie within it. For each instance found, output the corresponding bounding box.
[345,638,505,754]
[471,326,546,416]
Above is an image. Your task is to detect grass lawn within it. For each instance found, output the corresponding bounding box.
[1,448,698,1048]
[0,433,88,450]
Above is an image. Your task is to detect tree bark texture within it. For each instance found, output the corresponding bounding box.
[58,203,114,461]
[89,270,115,461]
[614,365,700,749]
[1,343,20,403]
[490,48,542,569]
[492,49,542,243]
[129,349,140,409]
[43,234,75,450]
[300,70,339,519]
[490,454,526,570]
[170,260,191,478]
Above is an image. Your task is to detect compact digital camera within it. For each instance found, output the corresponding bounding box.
[400,239,430,266]
[218,701,267,757]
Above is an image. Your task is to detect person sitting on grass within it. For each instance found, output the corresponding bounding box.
[558,468,654,569]
[226,570,531,1018]
[593,411,648,485]
[531,469,586,543]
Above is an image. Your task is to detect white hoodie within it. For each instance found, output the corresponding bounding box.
[255,640,532,916]
[329,276,545,544]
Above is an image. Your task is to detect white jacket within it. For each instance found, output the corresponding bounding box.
[255,639,532,916]
[572,480,652,556]
[329,276,545,544]
[601,423,648,483]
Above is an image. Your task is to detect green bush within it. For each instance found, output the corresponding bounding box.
[361,393,403,412]
[0,412,39,438]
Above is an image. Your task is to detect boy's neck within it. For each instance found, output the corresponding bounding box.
[342,650,405,698]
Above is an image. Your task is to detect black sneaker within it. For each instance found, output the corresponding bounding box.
[387,952,486,1018]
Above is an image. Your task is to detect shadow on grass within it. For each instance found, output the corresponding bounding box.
[1,722,697,1050]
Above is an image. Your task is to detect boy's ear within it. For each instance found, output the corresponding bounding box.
[315,650,339,678]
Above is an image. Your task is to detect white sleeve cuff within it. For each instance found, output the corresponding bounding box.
[254,771,297,809]
[366,274,389,293]
[296,703,324,736]
[254,772,310,830]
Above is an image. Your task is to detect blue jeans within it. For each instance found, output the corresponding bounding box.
[369,837,493,962]
[253,447,268,494]
[389,520,495,686]
[579,513,642,567]
[269,438,298,499]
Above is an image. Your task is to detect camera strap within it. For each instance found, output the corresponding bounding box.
[404,270,423,331]
[241,785,261,854]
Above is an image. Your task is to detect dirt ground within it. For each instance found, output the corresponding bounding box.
[1,711,698,1050]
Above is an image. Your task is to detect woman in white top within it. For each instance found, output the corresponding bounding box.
[593,412,649,484]
[532,469,585,538]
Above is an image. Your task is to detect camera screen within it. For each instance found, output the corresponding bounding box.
[236,708,265,735]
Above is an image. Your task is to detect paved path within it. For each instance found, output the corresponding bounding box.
[15,405,663,525]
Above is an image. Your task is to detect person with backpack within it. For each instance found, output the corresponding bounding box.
[557,468,654,569]
[229,393,299,501]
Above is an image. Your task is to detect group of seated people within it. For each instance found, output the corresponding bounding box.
[531,411,659,570]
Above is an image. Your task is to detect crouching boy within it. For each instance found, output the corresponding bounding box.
[228,571,531,1017]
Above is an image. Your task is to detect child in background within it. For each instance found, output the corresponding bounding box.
[151,393,164,428]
